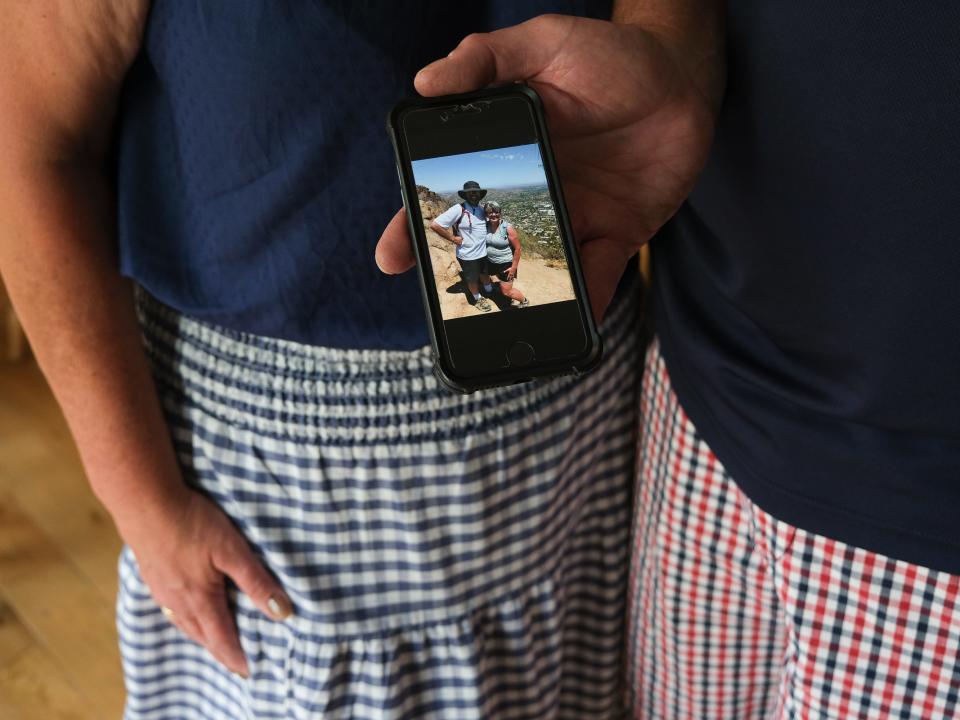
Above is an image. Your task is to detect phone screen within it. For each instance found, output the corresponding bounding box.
[395,90,594,383]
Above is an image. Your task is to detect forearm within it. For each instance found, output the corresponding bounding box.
[430,222,457,244]
[0,160,188,541]
[612,0,726,113]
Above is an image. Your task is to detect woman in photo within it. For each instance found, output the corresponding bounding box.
[483,201,529,308]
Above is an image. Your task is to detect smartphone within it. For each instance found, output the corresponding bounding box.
[387,85,601,393]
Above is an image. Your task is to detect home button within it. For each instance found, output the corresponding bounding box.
[506,341,536,367]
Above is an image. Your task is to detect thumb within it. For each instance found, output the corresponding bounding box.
[214,538,294,622]
[376,208,416,275]
[414,14,576,96]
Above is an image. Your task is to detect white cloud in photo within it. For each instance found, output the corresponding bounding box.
[482,152,523,161]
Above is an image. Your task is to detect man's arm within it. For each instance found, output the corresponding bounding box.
[430,220,463,245]
[430,206,464,245]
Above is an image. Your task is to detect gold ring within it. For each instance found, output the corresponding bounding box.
[161,606,175,619]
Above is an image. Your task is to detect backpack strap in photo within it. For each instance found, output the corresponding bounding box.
[452,202,470,237]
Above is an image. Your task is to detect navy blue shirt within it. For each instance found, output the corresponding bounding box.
[654,3,960,572]
[115,1,611,349]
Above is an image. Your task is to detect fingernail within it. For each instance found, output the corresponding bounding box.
[232,668,250,680]
[267,594,293,620]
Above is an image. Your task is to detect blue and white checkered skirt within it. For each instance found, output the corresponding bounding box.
[117,281,641,719]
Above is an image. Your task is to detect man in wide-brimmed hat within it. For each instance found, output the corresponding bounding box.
[430,181,494,312]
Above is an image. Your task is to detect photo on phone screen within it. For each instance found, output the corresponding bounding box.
[390,88,600,391]
[412,145,577,320]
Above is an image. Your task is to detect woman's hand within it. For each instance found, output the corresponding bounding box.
[0,1,297,680]
[506,266,517,282]
[376,13,724,322]
[120,487,295,678]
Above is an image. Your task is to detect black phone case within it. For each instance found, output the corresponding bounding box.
[386,85,602,394]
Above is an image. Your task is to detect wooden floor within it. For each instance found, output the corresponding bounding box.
[0,357,126,719]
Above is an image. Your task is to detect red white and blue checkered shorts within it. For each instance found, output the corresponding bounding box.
[628,337,960,719]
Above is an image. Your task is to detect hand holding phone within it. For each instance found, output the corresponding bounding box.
[388,86,600,392]
[377,14,719,322]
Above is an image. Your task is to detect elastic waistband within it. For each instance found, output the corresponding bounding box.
[134,282,640,443]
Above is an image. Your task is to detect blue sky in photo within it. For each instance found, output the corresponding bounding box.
[412,144,547,193]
